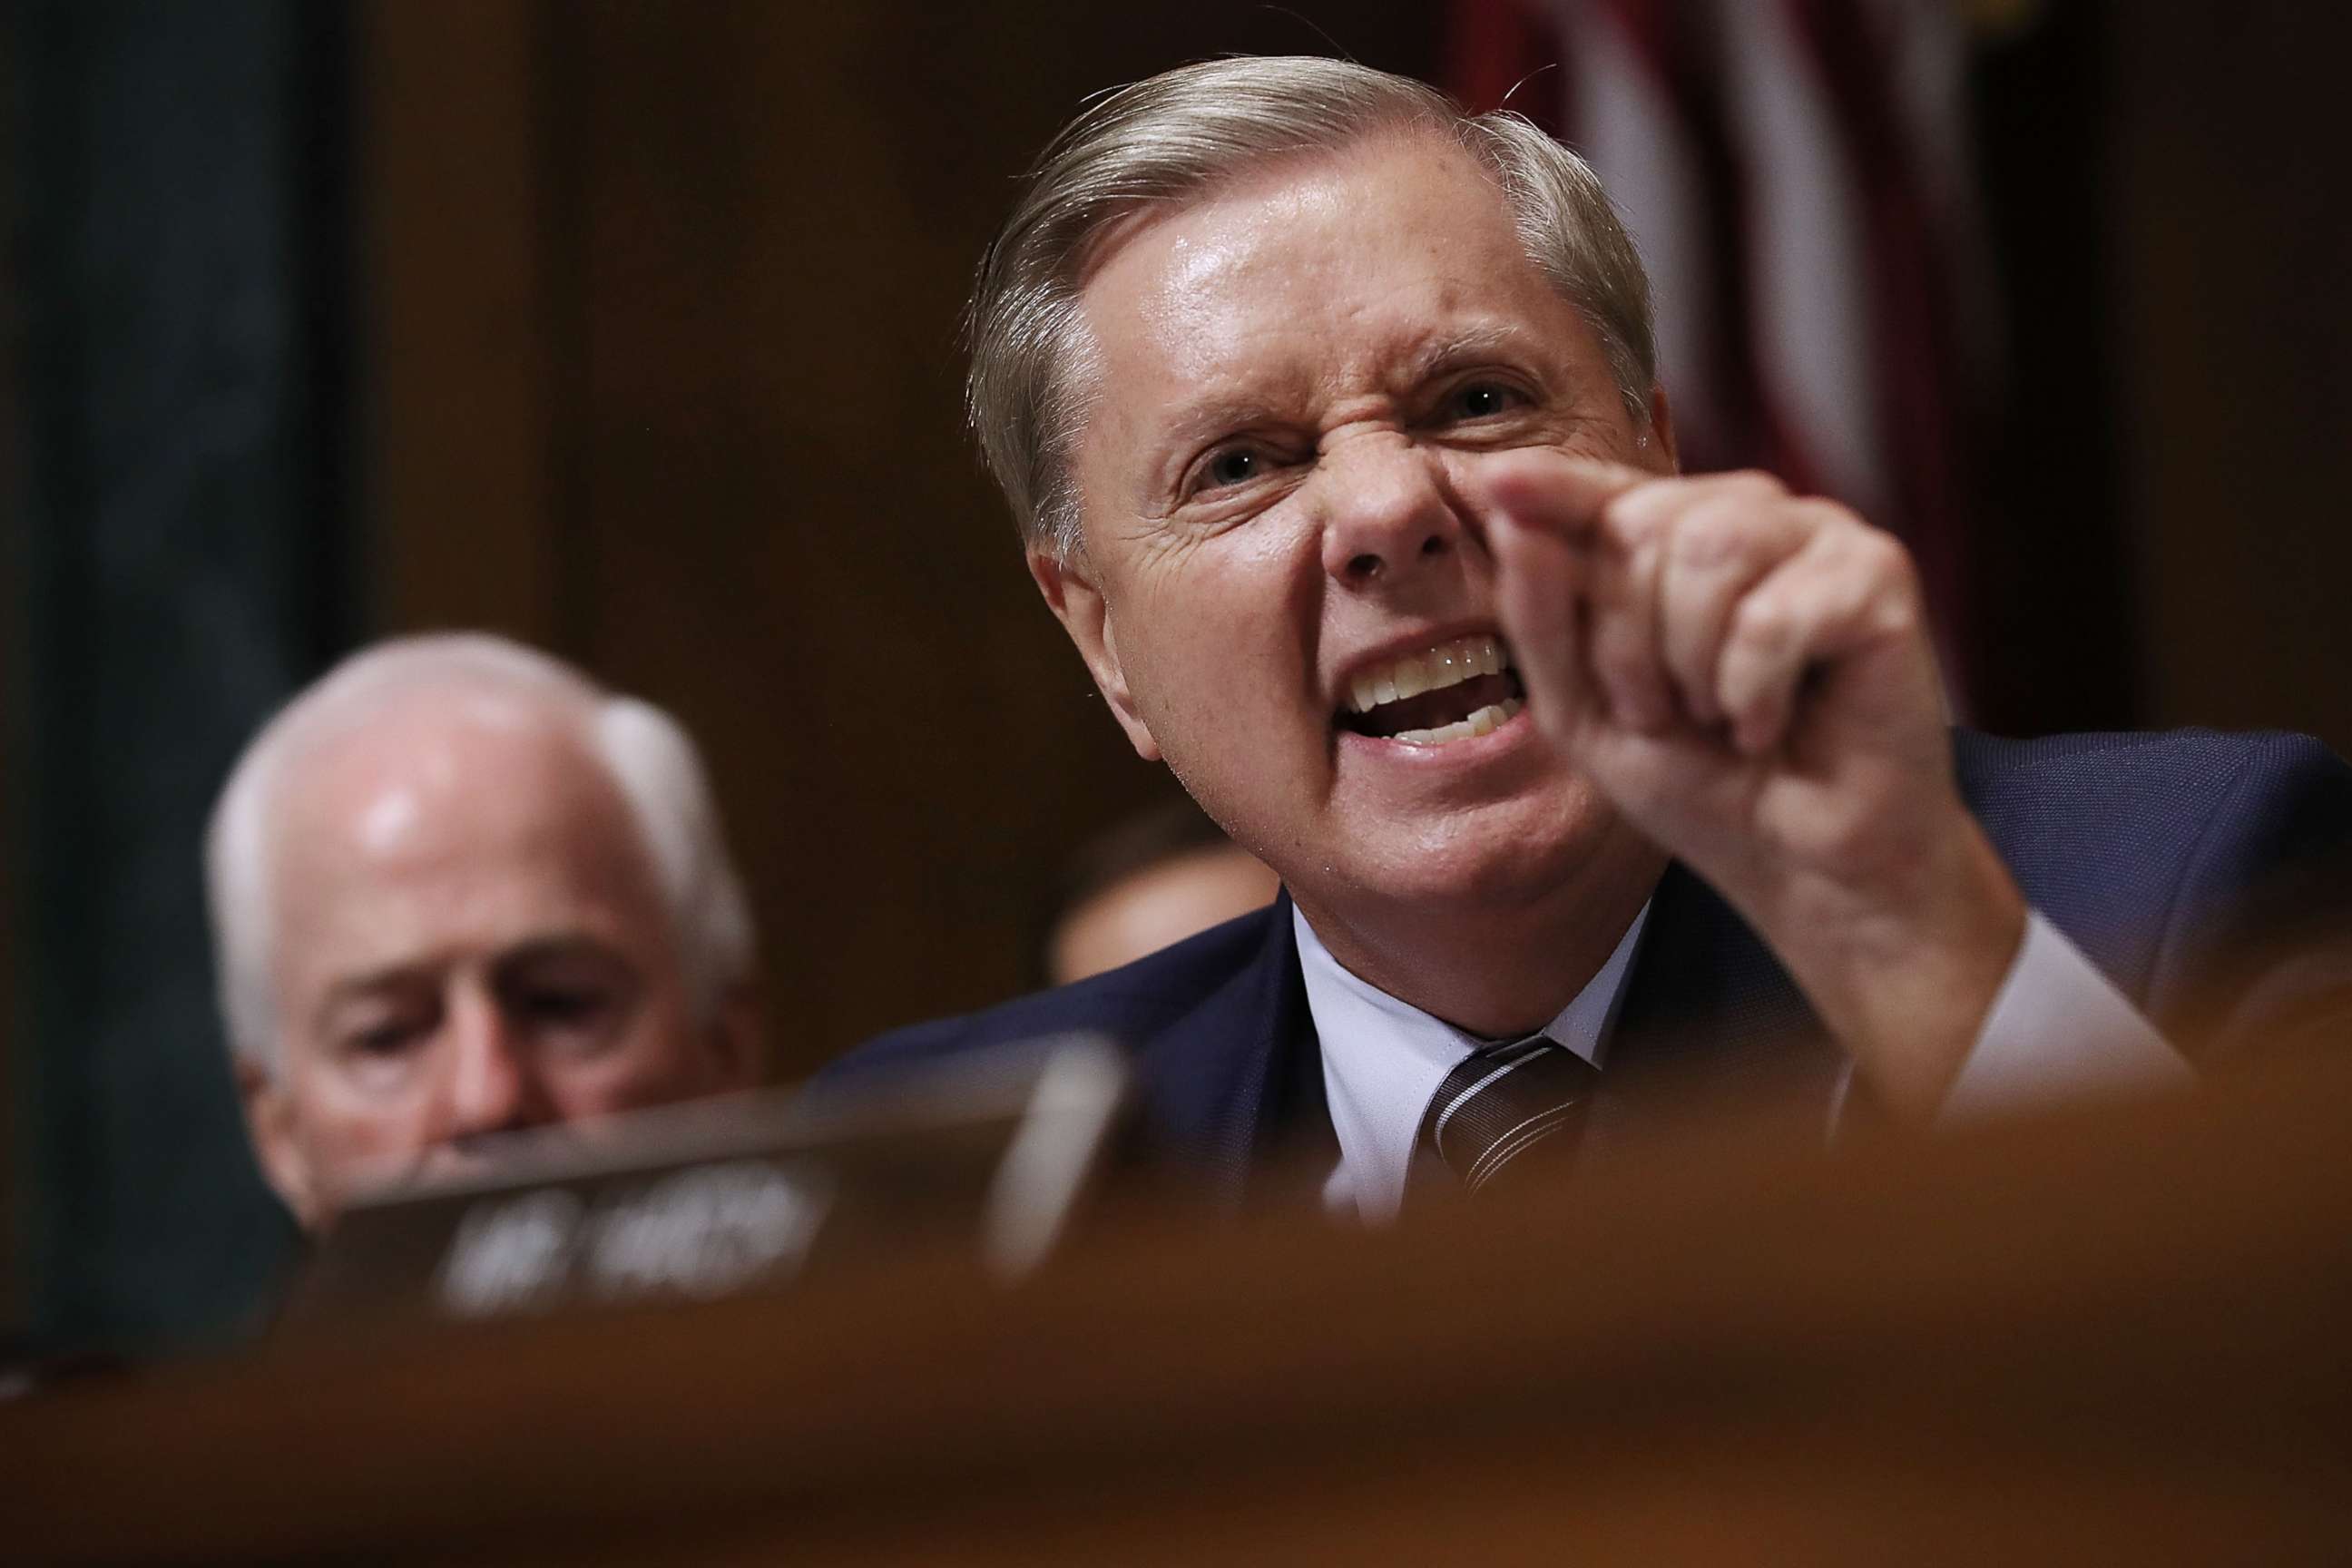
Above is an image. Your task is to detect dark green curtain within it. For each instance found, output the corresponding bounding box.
[10,0,354,1357]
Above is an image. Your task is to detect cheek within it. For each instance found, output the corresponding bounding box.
[547,1062,681,1118]
[1119,518,1320,716]
[547,1007,706,1113]
[296,1078,435,1163]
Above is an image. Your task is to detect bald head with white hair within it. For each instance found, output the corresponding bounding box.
[206,634,762,1225]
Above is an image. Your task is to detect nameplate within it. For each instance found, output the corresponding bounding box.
[429,1155,830,1319]
[280,1035,1127,1331]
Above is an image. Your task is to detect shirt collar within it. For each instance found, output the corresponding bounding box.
[1291,899,1651,1223]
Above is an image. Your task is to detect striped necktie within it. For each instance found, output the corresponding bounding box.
[1417,1034,1600,1193]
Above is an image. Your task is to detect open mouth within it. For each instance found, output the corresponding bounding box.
[1338,632,1526,746]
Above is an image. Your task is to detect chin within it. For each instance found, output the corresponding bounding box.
[1322,782,1622,913]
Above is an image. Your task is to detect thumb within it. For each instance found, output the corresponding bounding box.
[1488,494,1593,747]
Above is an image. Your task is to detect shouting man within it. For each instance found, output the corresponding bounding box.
[837,57,2352,1218]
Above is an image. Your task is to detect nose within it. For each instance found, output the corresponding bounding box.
[1317,435,1465,587]
[440,990,544,1142]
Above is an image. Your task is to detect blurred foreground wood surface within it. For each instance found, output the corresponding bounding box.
[5,1054,2350,1564]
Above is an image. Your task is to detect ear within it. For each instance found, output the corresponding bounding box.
[1028,545,1162,762]
[702,982,767,1093]
[1643,383,1681,475]
[238,1058,322,1230]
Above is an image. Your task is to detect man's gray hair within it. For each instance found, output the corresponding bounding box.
[966,54,1658,560]
[204,633,758,1077]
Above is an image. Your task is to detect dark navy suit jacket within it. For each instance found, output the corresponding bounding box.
[830,730,2352,1202]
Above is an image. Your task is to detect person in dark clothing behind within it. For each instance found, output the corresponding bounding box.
[1045,801,1280,986]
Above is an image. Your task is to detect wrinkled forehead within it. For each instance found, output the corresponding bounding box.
[1078,128,1502,294]
[1074,135,1555,416]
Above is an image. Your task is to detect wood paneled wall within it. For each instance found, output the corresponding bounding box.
[1,5,19,1340]
[2111,5,2352,755]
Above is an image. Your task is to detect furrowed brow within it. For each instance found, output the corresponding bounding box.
[311,962,437,1042]
[495,933,622,972]
[1399,323,1538,386]
[1160,393,1292,450]
[321,963,432,1007]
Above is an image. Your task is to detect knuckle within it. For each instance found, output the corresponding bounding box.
[1847,529,1920,603]
[1732,592,1795,650]
[1868,583,1921,639]
[1875,533,1920,590]
[1671,499,1753,570]
[1724,469,1788,503]
[1838,516,1895,561]
[1597,491,1660,549]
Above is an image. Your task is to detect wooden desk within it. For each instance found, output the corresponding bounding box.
[6,1058,2350,1563]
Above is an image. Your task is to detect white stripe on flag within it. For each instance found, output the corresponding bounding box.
[1720,0,1889,521]
[1557,0,1725,456]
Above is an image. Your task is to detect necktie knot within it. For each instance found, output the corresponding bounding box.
[1417,1034,1600,1192]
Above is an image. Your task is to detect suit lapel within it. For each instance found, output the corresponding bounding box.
[1590,862,1844,1145]
[1130,892,1331,1204]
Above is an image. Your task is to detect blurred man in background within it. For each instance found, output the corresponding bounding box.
[837,57,2352,1218]
[205,634,763,1227]
[1046,801,1279,985]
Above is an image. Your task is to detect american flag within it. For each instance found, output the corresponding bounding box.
[1449,0,2003,709]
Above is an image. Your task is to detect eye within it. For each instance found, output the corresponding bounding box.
[510,985,625,1062]
[1445,380,1525,421]
[495,944,638,1055]
[516,986,612,1028]
[349,1021,426,1058]
[325,982,442,1076]
[499,954,636,1058]
[333,1004,437,1073]
[1187,444,1266,496]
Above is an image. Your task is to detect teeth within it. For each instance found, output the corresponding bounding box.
[1344,634,1511,714]
[1392,697,1524,747]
